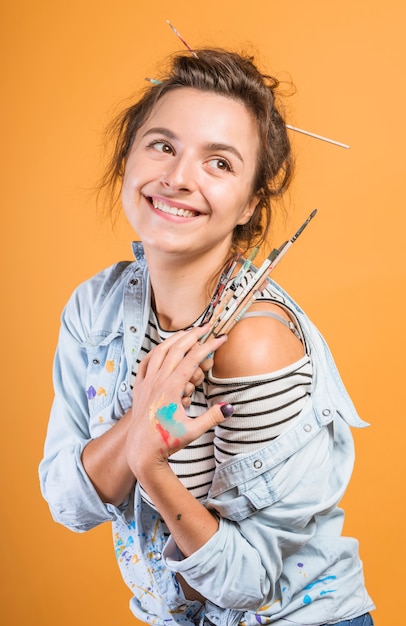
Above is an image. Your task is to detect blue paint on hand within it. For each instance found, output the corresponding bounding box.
[156,403,186,437]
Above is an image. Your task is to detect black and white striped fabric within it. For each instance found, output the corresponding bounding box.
[134,290,313,506]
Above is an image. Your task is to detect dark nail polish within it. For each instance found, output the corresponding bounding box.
[219,402,234,418]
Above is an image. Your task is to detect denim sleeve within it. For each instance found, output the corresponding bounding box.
[38,276,130,532]
[163,418,355,611]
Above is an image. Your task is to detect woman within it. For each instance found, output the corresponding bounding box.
[39,49,375,625]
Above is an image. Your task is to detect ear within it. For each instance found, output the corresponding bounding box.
[237,193,260,226]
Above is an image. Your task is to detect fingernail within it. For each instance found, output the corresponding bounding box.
[218,402,234,418]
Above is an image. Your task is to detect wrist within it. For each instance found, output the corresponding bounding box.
[131,452,172,485]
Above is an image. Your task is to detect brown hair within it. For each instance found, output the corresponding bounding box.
[99,48,294,254]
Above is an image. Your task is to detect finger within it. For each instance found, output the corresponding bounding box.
[138,327,226,395]
[189,366,204,387]
[183,381,195,396]
[181,395,192,409]
[175,332,227,380]
[144,325,224,383]
[139,329,190,377]
[199,352,214,373]
[183,402,235,441]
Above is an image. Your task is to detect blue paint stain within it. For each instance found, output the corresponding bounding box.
[87,385,96,399]
[320,589,336,596]
[303,595,312,604]
[156,403,186,437]
[303,575,337,590]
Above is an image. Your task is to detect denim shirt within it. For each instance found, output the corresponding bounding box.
[39,243,374,626]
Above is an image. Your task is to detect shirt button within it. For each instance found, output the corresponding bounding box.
[303,424,312,432]
[152,552,162,561]
[178,604,187,611]
[120,382,127,392]
[253,460,263,469]
[92,358,100,365]
[129,278,139,286]
[129,326,137,333]
[322,409,331,416]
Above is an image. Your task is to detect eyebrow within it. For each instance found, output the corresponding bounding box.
[205,143,244,164]
[141,127,244,163]
[142,127,177,141]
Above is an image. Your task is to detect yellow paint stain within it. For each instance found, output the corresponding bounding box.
[152,517,160,543]
[98,416,104,423]
[105,359,115,373]
[131,554,140,564]
[133,584,159,602]
[97,386,107,396]
[258,598,281,611]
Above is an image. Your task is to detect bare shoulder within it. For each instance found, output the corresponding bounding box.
[213,301,305,379]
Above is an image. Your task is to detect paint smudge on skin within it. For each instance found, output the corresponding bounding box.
[149,400,186,448]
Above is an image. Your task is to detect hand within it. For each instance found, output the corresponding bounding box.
[126,324,228,476]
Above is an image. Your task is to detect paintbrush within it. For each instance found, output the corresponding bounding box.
[200,209,317,341]
[199,247,259,341]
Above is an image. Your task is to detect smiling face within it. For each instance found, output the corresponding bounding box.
[121,88,260,262]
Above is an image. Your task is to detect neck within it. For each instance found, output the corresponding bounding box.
[144,247,230,331]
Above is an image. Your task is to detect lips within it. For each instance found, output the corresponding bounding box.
[150,197,199,218]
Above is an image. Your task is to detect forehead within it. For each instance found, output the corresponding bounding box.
[141,87,259,147]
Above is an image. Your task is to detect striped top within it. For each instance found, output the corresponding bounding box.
[133,284,313,507]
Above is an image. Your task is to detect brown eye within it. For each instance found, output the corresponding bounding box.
[208,158,233,172]
[148,140,175,155]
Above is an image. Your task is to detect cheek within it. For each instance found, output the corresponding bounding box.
[121,160,144,210]
[121,179,134,219]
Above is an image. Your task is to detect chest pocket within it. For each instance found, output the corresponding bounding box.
[84,330,124,420]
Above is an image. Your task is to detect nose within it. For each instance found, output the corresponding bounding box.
[160,155,197,192]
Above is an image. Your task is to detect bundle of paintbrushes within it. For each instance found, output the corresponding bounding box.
[199,209,318,343]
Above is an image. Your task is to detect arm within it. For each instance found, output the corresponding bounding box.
[39,271,136,531]
[125,324,229,556]
[38,311,129,531]
[81,411,135,506]
[163,422,342,611]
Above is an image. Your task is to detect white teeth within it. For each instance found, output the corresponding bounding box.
[152,199,197,218]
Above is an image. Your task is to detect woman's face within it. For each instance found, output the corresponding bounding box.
[122,88,260,260]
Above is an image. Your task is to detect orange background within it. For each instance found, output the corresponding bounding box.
[1,1,404,624]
